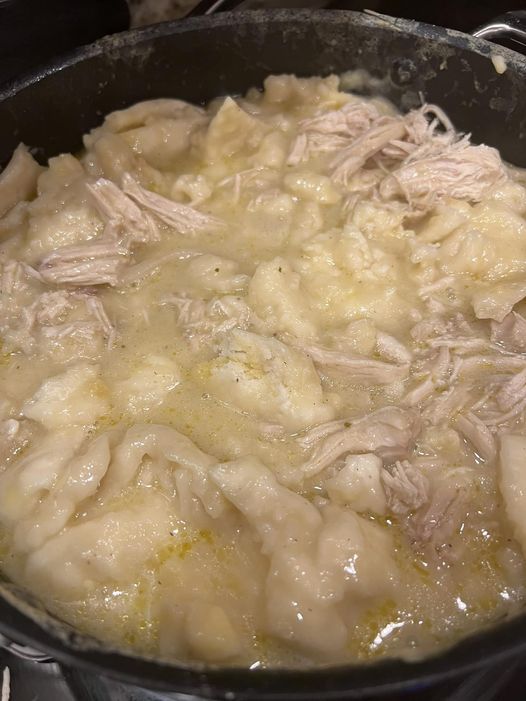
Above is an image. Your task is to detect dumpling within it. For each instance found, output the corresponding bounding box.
[25,493,173,598]
[22,362,110,429]
[325,453,386,515]
[499,434,526,557]
[212,457,397,655]
[205,98,267,162]
[0,427,86,524]
[199,329,335,431]
[13,432,113,551]
[248,258,318,338]
[112,354,180,415]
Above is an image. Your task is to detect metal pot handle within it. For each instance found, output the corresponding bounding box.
[472,10,526,47]
[186,0,250,17]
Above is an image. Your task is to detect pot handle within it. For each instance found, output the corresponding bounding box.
[472,10,526,48]
[186,0,248,17]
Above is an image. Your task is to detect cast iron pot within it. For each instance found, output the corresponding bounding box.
[1,8,526,699]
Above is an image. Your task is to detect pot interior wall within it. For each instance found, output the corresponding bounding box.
[0,11,525,168]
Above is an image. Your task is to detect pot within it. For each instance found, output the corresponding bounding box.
[1,8,526,699]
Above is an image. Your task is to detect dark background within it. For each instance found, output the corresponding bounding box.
[0,0,525,86]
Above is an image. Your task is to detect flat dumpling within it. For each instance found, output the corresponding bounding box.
[112,354,180,416]
[24,493,174,597]
[0,427,86,524]
[204,97,267,162]
[499,434,526,557]
[248,258,318,338]
[198,329,335,432]
[212,457,397,655]
[22,363,110,429]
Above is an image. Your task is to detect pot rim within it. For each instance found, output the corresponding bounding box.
[1,9,526,697]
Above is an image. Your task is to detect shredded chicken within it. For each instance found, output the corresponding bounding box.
[382,460,429,514]
[84,296,116,348]
[287,101,379,166]
[164,294,251,348]
[454,411,497,463]
[379,144,506,208]
[39,240,129,286]
[298,407,420,480]
[87,177,159,245]
[491,312,526,353]
[331,118,407,185]
[409,475,469,547]
[122,173,224,235]
[292,340,409,384]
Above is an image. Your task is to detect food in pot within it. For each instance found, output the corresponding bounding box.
[0,74,525,667]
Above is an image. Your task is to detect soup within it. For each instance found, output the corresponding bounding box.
[0,74,525,667]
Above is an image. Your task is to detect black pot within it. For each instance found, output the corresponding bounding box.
[1,8,526,699]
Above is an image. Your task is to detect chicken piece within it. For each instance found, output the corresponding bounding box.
[491,311,526,352]
[83,295,115,347]
[295,340,409,385]
[122,173,224,235]
[301,101,379,137]
[410,467,473,547]
[166,294,252,349]
[379,144,506,208]
[495,368,526,412]
[299,407,420,480]
[39,240,129,286]
[330,119,407,185]
[0,144,43,218]
[382,460,429,514]
[454,411,496,463]
[87,177,159,245]
[376,331,412,364]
